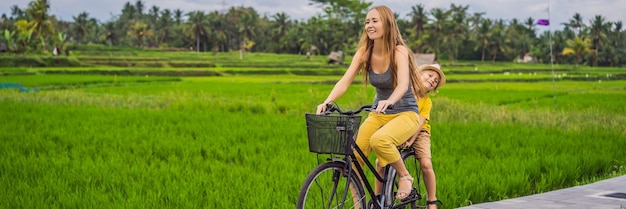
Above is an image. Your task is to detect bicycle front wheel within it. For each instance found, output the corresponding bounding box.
[297,161,366,209]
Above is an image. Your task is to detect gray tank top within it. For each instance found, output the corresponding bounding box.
[369,69,418,114]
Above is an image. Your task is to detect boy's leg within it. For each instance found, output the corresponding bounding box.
[412,130,439,208]
[419,158,438,208]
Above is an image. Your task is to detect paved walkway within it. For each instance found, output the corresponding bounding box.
[456,175,626,209]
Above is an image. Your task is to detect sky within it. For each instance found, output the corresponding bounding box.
[1,0,624,31]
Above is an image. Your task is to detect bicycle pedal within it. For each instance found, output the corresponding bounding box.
[397,189,419,203]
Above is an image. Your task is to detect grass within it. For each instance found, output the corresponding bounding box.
[0,74,179,89]
[1,51,625,208]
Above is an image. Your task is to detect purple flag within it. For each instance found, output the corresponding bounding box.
[537,19,550,26]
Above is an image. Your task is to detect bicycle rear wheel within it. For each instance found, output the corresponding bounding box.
[297,161,366,209]
[383,149,424,209]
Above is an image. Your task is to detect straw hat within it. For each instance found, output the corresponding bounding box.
[418,64,446,88]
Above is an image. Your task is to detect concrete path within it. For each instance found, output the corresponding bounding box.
[456,175,626,209]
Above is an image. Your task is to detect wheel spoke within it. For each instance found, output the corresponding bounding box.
[297,162,366,209]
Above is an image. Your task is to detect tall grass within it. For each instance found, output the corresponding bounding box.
[0,99,309,208]
[1,66,625,208]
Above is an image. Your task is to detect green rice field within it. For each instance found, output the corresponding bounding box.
[1,51,625,208]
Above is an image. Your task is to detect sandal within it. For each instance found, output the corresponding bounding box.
[426,199,443,209]
[396,175,414,200]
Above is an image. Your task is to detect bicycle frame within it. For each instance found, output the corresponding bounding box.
[324,112,395,209]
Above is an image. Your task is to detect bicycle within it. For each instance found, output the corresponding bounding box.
[297,104,426,209]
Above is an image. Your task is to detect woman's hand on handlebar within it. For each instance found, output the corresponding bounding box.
[316,103,329,115]
[375,100,394,114]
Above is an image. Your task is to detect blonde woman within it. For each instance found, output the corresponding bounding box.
[316,5,426,201]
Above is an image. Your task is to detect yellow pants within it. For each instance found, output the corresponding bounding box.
[354,111,419,167]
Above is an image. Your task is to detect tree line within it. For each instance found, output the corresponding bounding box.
[1,0,624,66]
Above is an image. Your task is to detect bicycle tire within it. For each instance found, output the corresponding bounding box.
[383,149,424,209]
[297,161,367,209]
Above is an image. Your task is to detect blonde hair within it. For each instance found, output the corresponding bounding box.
[355,5,426,99]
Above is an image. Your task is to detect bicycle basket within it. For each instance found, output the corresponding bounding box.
[305,114,362,155]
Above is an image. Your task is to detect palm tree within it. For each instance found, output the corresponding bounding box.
[405,4,430,53]
[468,12,485,33]
[562,36,594,67]
[488,19,509,61]
[588,15,610,66]
[507,18,526,59]
[72,12,92,44]
[102,21,118,46]
[271,12,291,52]
[0,14,12,31]
[10,5,25,20]
[428,8,450,57]
[238,10,258,58]
[282,20,306,54]
[272,12,289,40]
[25,0,55,51]
[173,9,183,25]
[156,9,173,46]
[610,21,626,66]
[134,0,145,16]
[407,4,428,40]
[208,11,226,54]
[524,17,536,38]
[117,1,137,45]
[474,19,492,61]
[327,17,349,53]
[120,2,136,21]
[607,21,623,66]
[446,3,469,62]
[564,13,584,36]
[301,15,324,56]
[224,7,242,51]
[14,19,34,53]
[148,5,160,25]
[184,11,208,52]
[309,0,370,45]
[127,20,151,47]
[521,17,538,58]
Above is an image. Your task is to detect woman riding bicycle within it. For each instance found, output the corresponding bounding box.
[316,5,426,201]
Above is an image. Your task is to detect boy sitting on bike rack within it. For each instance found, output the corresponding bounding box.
[374,64,446,209]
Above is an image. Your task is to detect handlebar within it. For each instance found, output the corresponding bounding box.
[323,104,374,116]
